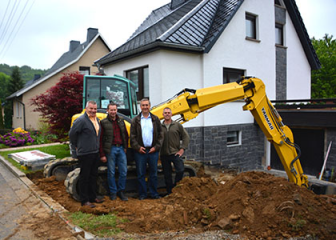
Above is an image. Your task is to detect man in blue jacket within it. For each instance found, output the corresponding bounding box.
[69,101,104,208]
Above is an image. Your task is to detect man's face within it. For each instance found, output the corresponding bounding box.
[163,108,172,121]
[140,100,150,114]
[107,105,117,118]
[86,103,97,118]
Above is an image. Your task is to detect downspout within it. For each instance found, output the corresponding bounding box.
[16,99,26,130]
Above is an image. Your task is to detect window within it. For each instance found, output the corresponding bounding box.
[16,102,21,118]
[79,66,90,75]
[126,66,149,100]
[227,131,241,146]
[274,0,284,6]
[223,68,245,83]
[246,13,257,39]
[275,23,284,46]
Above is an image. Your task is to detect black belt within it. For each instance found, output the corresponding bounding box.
[145,147,152,151]
[113,144,123,147]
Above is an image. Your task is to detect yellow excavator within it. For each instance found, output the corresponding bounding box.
[44,75,308,201]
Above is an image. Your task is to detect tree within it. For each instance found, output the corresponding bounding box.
[8,66,24,94]
[31,72,84,139]
[0,72,10,102]
[311,34,336,98]
[0,100,4,129]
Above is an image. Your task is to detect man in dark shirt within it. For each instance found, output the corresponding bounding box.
[69,101,104,208]
[100,103,129,201]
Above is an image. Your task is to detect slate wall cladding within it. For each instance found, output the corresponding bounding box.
[275,5,287,100]
[276,47,287,100]
[184,123,264,171]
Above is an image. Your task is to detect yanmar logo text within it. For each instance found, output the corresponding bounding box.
[262,107,274,130]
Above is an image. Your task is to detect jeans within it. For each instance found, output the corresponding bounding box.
[134,150,159,198]
[161,154,184,194]
[106,145,127,194]
[78,152,100,204]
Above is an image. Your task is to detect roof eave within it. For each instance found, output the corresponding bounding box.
[97,41,204,66]
[6,33,105,99]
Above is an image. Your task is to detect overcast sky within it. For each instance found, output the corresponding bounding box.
[0,0,335,70]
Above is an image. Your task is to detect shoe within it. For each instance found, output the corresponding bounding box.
[82,201,96,208]
[117,191,128,201]
[151,195,161,199]
[110,193,117,200]
[139,195,146,200]
[93,198,104,204]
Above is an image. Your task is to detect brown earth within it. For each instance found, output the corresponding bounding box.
[28,169,336,240]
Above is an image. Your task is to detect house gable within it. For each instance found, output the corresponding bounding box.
[96,0,319,70]
[8,28,111,130]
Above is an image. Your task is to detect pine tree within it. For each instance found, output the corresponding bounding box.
[8,66,24,94]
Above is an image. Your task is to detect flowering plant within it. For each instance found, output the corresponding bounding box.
[0,130,34,147]
[13,127,29,134]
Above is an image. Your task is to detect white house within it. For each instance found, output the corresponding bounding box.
[94,0,321,173]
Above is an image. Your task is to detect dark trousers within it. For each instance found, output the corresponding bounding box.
[161,154,184,194]
[78,152,100,204]
[134,150,159,198]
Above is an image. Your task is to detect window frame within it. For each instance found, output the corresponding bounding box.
[126,66,149,100]
[227,130,241,146]
[245,13,257,40]
[275,23,284,46]
[223,68,245,83]
[79,66,90,75]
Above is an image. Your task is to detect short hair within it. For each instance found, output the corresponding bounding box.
[86,100,97,107]
[163,107,172,112]
[107,102,117,110]
[140,98,150,105]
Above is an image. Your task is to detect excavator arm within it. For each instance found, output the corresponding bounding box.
[151,77,309,187]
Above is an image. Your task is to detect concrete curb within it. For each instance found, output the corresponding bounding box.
[0,142,68,152]
[0,154,95,240]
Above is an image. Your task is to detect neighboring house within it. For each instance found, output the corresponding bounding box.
[6,28,111,130]
[94,0,334,176]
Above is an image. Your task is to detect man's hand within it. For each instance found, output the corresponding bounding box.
[100,156,107,163]
[175,149,184,157]
[139,147,146,154]
[148,147,155,154]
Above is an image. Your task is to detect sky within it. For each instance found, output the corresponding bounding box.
[0,0,335,70]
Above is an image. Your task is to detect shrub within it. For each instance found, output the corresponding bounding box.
[31,71,83,139]
[0,131,34,147]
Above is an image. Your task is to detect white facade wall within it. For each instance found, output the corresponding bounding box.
[202,0,276,126]
[285,12,311,99]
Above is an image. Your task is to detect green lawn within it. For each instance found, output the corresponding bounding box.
[0,144,71,174]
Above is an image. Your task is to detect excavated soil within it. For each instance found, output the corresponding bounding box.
[28,169,336,239]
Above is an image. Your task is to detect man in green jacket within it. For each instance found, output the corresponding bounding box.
[100,103,129,201]
[160,107,190,195]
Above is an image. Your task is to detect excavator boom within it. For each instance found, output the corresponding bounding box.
[151,77,308,187]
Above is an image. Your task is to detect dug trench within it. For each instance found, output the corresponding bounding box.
[27,168,336,240]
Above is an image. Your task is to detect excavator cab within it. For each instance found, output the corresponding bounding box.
[70,75,138,126]
[83,74,138,119]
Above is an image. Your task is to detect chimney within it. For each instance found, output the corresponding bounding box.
[170,0,187,10]
[33,74,40,81]
[69,40,80,52]
[87,28,98,43]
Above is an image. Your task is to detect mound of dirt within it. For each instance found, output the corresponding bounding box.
[29,170,336,239]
